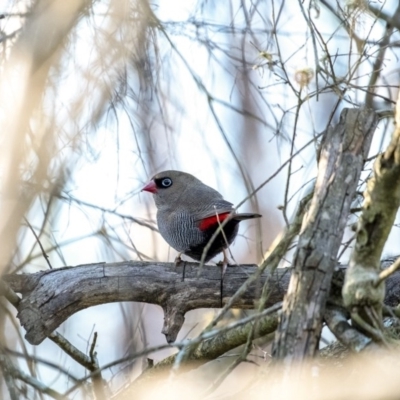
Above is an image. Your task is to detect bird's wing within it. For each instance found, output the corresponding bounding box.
[194,202,235,231]
[197,213,232,230]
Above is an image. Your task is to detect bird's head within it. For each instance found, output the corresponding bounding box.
[142,170,226,212]
[142,170,203,209]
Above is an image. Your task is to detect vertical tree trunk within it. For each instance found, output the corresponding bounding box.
[272,108,378,362]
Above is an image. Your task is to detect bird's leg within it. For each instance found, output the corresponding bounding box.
[216,249,229,276]
[220,248,229,276]
[174,252,185,281]
[217,249,230,307]
[174,252,183,266]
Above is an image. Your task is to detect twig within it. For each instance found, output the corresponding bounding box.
[49,332,95,371]
[12,369,65,399]
[0,281,21,306]
[0,349,64,400]
[199,133,322,272]
[201,317,258,396]
[257,190,313,312]
[89,332,107,400]
[282,89,304,226]
[0,349,19,400]
[297,0,319,97]
[0,283,100,393]
[351,311,387,343]
[49,332,106,400]
[57,194,158,232]
[0,302,42,387]
[5,348,80,383]
[365,2,400,108]
[65,300,288,396]
[24,217,53,269]
[375,256,400,287]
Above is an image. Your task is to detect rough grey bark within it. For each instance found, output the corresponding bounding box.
[3,259,400,348]
[324,306,376,352]
[272,108,379,361]
[2,262,287,345]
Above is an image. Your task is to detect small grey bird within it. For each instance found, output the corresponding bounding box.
[142,170,261,273]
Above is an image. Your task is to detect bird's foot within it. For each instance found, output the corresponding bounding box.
[174,253,183,267]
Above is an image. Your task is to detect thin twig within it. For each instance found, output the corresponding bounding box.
[89,332,107,400]
[0,281,21,306]
[0,349,20,400]
[50,331,107,399]
[49,332,93,371]
[201,316,258,396]
[0,349,64,400]
[375,256,400,287]
[24,217,53,269]
[365,2,400,108]
[198,133,321,272]
[5,348,80,383]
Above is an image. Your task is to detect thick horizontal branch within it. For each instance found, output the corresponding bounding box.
[3,260,400,347]
[3,261,287,345]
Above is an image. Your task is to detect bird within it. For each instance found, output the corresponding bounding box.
[142,170,261,274]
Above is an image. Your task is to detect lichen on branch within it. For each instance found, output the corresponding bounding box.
[343,95,400,339]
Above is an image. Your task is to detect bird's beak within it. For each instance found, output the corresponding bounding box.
[142,180,157,193]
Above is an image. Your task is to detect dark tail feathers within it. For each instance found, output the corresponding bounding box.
[234,213,262,220]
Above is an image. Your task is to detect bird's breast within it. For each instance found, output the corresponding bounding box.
[157,210,204,252]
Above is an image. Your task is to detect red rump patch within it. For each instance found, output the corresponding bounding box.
[199,212,231,231]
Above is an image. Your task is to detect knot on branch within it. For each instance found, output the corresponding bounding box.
[342,265,385,310]
[162,306,185,343]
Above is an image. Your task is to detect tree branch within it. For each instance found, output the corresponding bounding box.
[3,257,400,351]
[343,87,400,338]
[324,306,375,352]
[2,262,288,345]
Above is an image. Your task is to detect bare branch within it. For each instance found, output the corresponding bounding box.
[365,2,400,108]
[375,257,400,287]
[3,258,400,351]
[0,348,64,400]
[324,306,374,352]
[343,88,400,338]
[3,261,287,345]
[24,218,53,270]
[0,281,21,307]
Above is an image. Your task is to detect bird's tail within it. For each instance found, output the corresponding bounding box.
[234,213,262,220]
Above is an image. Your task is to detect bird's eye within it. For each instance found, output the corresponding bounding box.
[160,178,172,188]
[154,177,173,189]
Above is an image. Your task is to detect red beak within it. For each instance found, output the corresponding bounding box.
[142,180,157,194]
